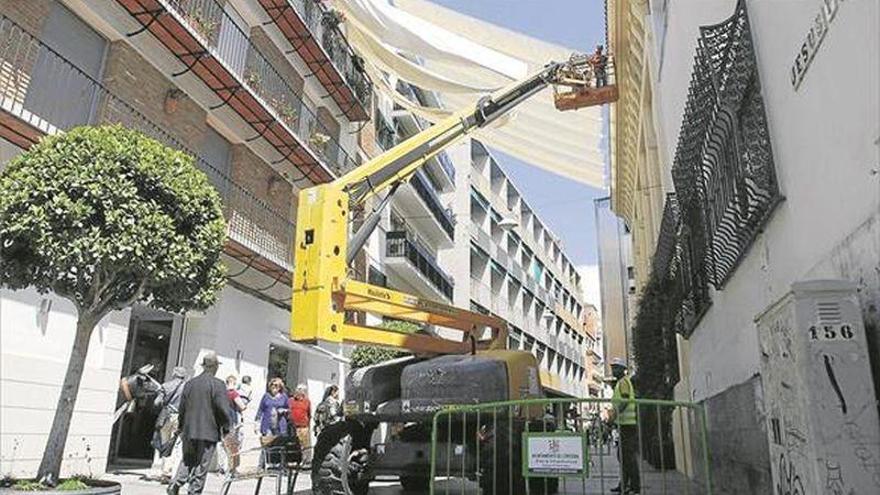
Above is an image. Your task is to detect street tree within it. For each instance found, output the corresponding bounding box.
[0,125,227,483]
[350,320,421,368]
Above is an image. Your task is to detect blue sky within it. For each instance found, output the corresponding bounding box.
[430,0,607,264]
[430,0,608,304]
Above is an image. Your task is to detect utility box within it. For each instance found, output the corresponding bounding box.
[756,280,880,494]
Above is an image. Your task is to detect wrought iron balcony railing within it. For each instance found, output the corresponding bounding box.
[671,0,781,288]
[0,14,294,274]
[257,0,371,120]
[115,0,361,182]
[385,230,453,300]
[410,171,455,240]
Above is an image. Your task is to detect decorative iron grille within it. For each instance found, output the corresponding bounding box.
[651,194,711,337]
[671,0,781,288]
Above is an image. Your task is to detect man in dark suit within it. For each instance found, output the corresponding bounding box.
[168,353,230,495]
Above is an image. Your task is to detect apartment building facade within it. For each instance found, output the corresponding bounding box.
[359,76,591,399]
[461,139,590,398]
[608,0,879,492]
[0,0,371,476]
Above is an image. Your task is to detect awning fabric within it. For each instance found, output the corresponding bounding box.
[334,0,605,188]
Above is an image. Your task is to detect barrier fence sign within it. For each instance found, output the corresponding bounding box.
[522,431,589,478]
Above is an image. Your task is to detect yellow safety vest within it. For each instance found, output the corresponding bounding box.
[612,376,637,426]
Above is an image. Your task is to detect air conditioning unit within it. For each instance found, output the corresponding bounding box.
[755,280,879,494]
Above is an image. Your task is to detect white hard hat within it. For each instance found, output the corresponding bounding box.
[610,357,628,368]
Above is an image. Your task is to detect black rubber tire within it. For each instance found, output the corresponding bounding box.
[478,419,561,495]
[399,475,430,492]
[311,422,370,495]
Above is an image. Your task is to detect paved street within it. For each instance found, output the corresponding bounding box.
[105,446,704,494]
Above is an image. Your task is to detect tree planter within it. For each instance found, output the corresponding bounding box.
[0,480,121,495]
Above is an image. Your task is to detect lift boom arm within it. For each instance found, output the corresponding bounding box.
[291,59,590,355]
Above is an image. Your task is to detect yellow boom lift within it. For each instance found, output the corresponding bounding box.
[291,55,613,495]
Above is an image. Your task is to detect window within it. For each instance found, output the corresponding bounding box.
[27,3,107,127]
[671,0,780,287]
[368,266,387,287]
[200,127,232,195]
[216,2,248,78]
[267,344,300,391]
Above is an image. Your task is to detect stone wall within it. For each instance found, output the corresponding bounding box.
[696,376,773,495]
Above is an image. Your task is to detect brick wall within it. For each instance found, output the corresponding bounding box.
[0,0,51,35]
[249,27,304,97]
[100,41,207,147]
[230,143,292,217]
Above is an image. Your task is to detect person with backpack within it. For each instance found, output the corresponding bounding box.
[218,375,247,476]
[150,366,187,483]
[314,385,342,438]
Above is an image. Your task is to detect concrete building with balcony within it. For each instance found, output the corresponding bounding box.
[582,303,605,399]
[0,0,372,476]
[456,139,591,398]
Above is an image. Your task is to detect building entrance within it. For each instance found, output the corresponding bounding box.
[108,307,180,465]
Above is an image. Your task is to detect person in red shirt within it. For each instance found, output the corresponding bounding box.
[288,384,311,465]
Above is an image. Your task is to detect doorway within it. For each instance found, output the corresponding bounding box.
[267,343,301,394]
[108,307,180,466]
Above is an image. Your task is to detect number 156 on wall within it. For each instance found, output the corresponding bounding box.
[809,323,855,342]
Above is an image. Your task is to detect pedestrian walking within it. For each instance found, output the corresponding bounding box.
[313,384,342,437]
[608,357,640,494]
[167,353,230,495]
[255,377,290,439]
[289,384,312,465]
[217,375,247,476]
[150,366,187,482]
[237,375,254,408]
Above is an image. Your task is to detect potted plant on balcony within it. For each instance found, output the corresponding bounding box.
[244,68,262,94]
[185,10,218,41]
[309,130,331,156]
[0,125,227,489]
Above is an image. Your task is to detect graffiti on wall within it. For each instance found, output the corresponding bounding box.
[758,282,880,495]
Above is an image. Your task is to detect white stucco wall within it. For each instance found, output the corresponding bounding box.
[181,285,344,449]
[0,288,131,478]
[655,0,879,402]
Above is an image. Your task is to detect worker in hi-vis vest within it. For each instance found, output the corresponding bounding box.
[608,357,640,494]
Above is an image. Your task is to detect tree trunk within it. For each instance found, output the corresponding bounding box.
[36,314,97,485]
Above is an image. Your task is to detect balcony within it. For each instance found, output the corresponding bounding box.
[409,171,454,240]
[115,0,360,182]
[385,230,453,301]
[257,0,371,121]
[469,221,491,249]
[0,14,293,284]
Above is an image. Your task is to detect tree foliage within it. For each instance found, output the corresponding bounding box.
[350,319,421,369]
[0,125,227,316]
[0,125,228,482]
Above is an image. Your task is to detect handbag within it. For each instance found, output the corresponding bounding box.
[260,434,277,447]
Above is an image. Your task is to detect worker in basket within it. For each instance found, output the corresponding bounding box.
[590,45,609,88]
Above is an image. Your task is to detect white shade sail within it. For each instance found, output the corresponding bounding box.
[334,0,606,188]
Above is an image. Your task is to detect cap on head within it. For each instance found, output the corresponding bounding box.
[202,352,221,368]
[610,357,628,369]
[172,366,187,379]
[296,383,307,393]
